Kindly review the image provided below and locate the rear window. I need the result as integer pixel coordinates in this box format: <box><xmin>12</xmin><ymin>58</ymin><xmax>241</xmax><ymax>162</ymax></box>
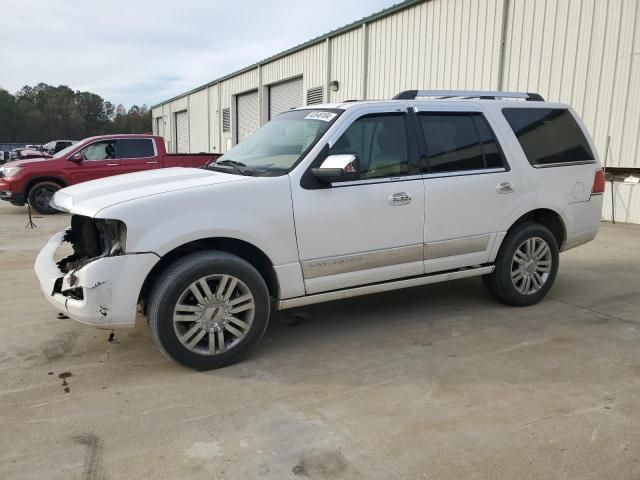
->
<box><xmin>502</xmin><ymin>108</ymin><xmax>594</xmax><ymax>166</ymax></box>
<box><xmin>118</xmin><ymin>139</ymin><xmax>155</xmax><ymax>159</ymax></box>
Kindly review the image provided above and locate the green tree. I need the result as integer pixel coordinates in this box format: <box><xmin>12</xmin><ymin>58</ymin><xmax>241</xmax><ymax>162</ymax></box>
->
<box><xmin>0</xmin><ymin>83</ymin><xmax>153</xmax><ymax>142</ymax></box>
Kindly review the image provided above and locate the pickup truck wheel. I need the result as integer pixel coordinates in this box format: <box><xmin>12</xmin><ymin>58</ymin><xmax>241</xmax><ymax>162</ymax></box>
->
<box><xmin>482</xmin><ymin>223</ymin><xmax>559</xmax><ymax>306</ymax></box>
<box><xmin>27</xmin><ymin>181</ymin><xmax>61</xmax><ymax>214</ymax></box>
<box><xmin>147</xmin><ymin>251</ymin><xmax>270</xmax><ymax>370</ymax></box>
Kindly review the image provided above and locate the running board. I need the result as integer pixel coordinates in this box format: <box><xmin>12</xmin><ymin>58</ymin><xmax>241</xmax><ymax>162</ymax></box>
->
<box><xmin>275</xmin><ymin>265</ymin><xmax>494</xmax><ymax>310</ymax></box>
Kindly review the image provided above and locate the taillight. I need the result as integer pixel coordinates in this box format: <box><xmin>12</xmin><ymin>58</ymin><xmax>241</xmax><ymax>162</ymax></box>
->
<box><xmin>592</xmin><ymin>169</ymin><xmax>605</xmax><ymax>195</ymax></box>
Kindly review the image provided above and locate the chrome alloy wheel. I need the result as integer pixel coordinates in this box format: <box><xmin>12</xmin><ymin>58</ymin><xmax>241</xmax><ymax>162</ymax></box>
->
<box><xmin>173</xmin><ymin>274</ymin><xmax>255</xmax><ymax>355</ymax></box>
<box><xmin>511</xmin><ymin>237</ymin><xmax>552</xmax><ymax>295</ymax></box>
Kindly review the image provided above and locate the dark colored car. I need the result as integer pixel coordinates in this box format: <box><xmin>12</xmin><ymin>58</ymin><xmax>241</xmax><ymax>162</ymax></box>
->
<box><xmin>41</xmin><ymin>140</ymin><xmax>77</xmax><ymax>155</ymax></box>
<box><xmin>9</xmin><ymin>148</ymin><xmax>50</xmax><ymax>161</ymax></box>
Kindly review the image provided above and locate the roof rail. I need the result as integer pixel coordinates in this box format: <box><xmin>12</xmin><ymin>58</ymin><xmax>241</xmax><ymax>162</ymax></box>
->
<box><xmin>392</xmin><ymin>90</ymin><xmax>545</xmax><ymax>101</ymax></box>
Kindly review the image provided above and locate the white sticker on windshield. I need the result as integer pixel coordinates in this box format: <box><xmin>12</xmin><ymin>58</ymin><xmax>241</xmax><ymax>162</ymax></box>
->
<box><xmin>304</xmin><ymin>111</ymin><xmax>337</xmax><ymax>122</ymax></box>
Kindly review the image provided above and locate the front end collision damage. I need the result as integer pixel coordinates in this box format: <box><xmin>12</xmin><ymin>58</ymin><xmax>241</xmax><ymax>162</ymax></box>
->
<box><xmin>57</xmin><ymin>215</ymin><xmax>127</xmax><ymax>289</ymax></box>
<box><xmin>36</xmin><ymin>215</ymin><xmax>160</xmax><ymax>327</ymax></box>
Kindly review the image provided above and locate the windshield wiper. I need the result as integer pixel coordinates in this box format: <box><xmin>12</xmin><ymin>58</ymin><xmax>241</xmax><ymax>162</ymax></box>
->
<box><xmin>217</xmin><ymin>159</ymin><xmax>248</xmax><ymax>168</ymax></box>
<box><xmin>205</xmin><ymin>159</ymin><xmax>248</xmax><ymax>175</ymax></box>
<box><xmin>204</xmin><ymin>159</ymin><xmax>279</xmax><ymax>177</ymax></box>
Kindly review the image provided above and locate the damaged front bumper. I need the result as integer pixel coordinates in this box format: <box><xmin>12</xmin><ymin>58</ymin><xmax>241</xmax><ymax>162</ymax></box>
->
<box><xmin>35</xmin><ymin>229</ymin><xmax>159</xmax><ymax>328</ymax></box>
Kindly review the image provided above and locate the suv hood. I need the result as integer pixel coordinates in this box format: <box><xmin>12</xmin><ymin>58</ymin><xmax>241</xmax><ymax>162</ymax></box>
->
<box><xmin>52</xmin><ymin>167</ymin><xmax>249</xmax><ymax>217</ymax></box>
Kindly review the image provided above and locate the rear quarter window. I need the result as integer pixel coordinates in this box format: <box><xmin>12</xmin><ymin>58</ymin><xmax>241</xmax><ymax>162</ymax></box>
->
<box><xmin>502</xmin><ymin>108</ymin><xmax>595</xmax><ymax>166</ymax></box>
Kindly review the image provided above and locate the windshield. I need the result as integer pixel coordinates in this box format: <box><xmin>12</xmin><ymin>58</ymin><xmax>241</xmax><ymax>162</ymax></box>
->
<box><xmin>53</xmin><ymin>143</ymin><xmax>80</xmax><ymax>158</ymax></box>
<box><xmin>206</xmin><ymin>109</ymin><xmax>341</xmax><ymax>175</ymax></box>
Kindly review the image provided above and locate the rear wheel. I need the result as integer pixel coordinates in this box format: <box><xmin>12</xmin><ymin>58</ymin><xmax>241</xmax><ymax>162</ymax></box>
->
<box><xmin>147</xmin><ymin>251</ymin><xmax>270</xmax><ymax>370</ymax></box>
<box><xmin>483</xmin><ymin>223</ymin><xmax>559</xmax><ymax>306</ymax></box>
<box><xmin>27</xmin><ymin>181</ymin><xmax>61</xmax><ymax>214</ymax></box>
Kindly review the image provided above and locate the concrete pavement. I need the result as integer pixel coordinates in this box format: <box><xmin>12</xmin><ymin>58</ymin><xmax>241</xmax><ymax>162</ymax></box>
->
<box><xmin>0</xmin><ymin>201</ymin><xmax>639</xmax><ymax>479</ymax></box>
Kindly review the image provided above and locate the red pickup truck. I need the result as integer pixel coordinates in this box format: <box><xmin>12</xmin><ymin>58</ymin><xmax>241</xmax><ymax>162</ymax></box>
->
<box><xmin>0</xmin><ymin>134</ymin><xmax>219</xmax><ymax>214</ymax></box>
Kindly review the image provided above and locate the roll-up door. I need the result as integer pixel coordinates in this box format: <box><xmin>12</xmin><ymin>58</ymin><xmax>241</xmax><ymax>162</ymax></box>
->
<box><xmin>236</xmin><ymin>90</ymin><xmax>259</xmax><ymax>143</ymax></box>
<box><xmin>269</xmin><ymin>77</ymin><xmax>303</xmax><ymax>119</ymax></box>
<box><xmin>175</xmin><ymin>111</ymin><xmax>189</xmax><ymax>152</ymax></box>
<box><xmin>155</xmin><ymin>117</ymin><xmax>163</xmax><ymax>137</ymax></box>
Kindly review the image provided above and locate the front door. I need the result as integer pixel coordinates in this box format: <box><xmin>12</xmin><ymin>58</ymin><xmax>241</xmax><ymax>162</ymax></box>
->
<box><xmin>291</xmin><ymin>109</ymin><xmax>425</xmax><ymax>294</ymax></box>
<box><xmin>414</xmin><ymin>108</ymin><xmax>524</xmax><ymax>273</ymax></box>
<box><xmin>69</xmin><ymin>140</ymin><xmax>121</xmax><ymax>184</ymax></box>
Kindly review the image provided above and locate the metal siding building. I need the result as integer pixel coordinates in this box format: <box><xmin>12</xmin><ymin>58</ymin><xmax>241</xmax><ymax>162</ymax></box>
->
<box><xmin>152</xmin><ymin>0</ymin><xmax>640</xmax><ymax>221</ymax></box>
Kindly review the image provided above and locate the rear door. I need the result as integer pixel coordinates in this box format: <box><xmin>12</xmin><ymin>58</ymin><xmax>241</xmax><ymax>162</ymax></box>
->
<box><xmin>116</xmin><ymin>138</ymin><xmax>161</xmax><ymax>174</ymax></box>
<box><xmin>414</xmin><ymin>106</ymin><xmax>523</xmax><ymax>273</ymax></box>
<box><xmin>69</xmin><ymin>140</ymin><xmax>121</xmax><ymax>184</ymax></box>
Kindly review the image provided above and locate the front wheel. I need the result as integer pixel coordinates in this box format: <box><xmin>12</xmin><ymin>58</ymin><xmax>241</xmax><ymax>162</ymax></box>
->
<box><xmin>27</xmin><ymin>181</ymin><xmax>61</xmax><ymax>214</ymax></box>
<box><xmin>483</xmin><ymin>223</ymin><xmax>559</xmax><ymax>306</ymax></box>
<box><xmin>147</xmin><ymin>251</ymin><xmax>271</xmax><ymax>370</ymax></box>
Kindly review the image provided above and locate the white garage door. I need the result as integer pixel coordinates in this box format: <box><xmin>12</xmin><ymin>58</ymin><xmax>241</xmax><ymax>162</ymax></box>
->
<box><xmin>175</xmin><ymin>111</ymin><xmax>189</xmax><ymax>153</ymax></box>
<box><xmin>269</xmin><ymin>77</ymin><xmax>303</xmax><ymax>119</ymax></box>
<box><xmin>236</xmin><ymin>90</ymin><xmax>259</xmax><ymax>143</ymax></box>
<box><xmin>155</xmin><ymin>117</ymin><xmax>163</xmax><ymax>137</ymax></box>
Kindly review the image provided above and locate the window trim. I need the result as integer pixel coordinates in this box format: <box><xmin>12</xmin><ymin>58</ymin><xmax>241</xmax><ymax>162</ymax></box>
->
<box><xmin>330</xmin><ymin>174</ymin><xmax>424</xmax><ymax>188</ymax></box>
<box><xmin>531</xmin><ymin>160</ymin><xmax>597</xmax><ymax>169</ymax></box>
<box><xmin>423</xmin><ymin>167</ymin><xmax>506</xmax><ymax>180</ymax></box>
<box><xmin>414</xmin><ymin>110</ymin><xmax>510</xmax><ymax>175</ymax></box>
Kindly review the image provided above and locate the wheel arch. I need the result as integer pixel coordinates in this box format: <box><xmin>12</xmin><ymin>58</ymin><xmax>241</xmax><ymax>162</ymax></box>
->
<box><xmin>505</xmin><ymin>208</ymin><xmax>566</xmax><ymax>249</ymax></box>
<box><xmin>139</xmin><ymin>237</ymin><xmax>279</xmax><ymax>310</ymax></box>
<box><xmin>24</xmin><ymin>176</ymin><xmax>67</xmax><ymax>197</ymax></box>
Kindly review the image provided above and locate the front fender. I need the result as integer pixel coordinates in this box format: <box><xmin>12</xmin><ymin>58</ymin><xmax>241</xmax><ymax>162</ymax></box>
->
<box><xmin>96</xmin><ymin>176</ymin><xmax>300</xmax><ymax>267</ymax></box>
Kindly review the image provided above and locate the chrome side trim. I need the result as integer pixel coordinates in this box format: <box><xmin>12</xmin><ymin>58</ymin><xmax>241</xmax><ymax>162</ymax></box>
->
<box><xmin>424</xmin><ymin>234</ymin><xmax>490</xmax><ymax>260</ymax></box>
<box><xmin>423</xmin><ymin>168</ymin><xmax>505</xmax><ymax>179</ymax></box>
<box><xmin>532</xmin><ymin>160</ymin><xmax>597</xmax><ymax>168</ymax></box>
<box><xmin>276</xmin><ymin>265</ymin><xmax>495</xmax><ymax>310</ymax></box>
<box><xmin>302</xmin><ymin>244</ymin><xmax>423</xmax><ymax>279</ymax></box>
<box><xmin>332</xmin><ymin>175</ymin><xmax>423</xmax><ymax>187</ymax></box>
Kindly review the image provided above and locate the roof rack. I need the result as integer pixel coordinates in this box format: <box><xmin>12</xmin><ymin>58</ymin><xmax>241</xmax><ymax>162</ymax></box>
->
<box><xmin>392</xmin><ymin>90</ymin><xmax>545</xmax><ymax>101</ymax></box>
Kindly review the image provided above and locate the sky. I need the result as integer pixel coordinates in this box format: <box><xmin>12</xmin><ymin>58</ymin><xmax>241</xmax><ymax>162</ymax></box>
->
<box><xmin>1</xmin><ymin>0</ymin><xmax>398</xmax><ymax>108</ymax></box>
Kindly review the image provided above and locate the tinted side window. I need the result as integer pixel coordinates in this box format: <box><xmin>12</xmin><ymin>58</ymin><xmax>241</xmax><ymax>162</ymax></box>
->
<box><xmin>117</xmin><ymin>139</ymin><xmax>155</xmax><ymax>159</ymax></box>
<box><xmin>502</xmin><ymin>108</ymin><xmax>594</xmax><ymax>166</ymax></box>
<box><xmin>330</xmin><ymin>113</ymin><xmax>408</xmax><ymax>179</ymax></box>
<box><xmin>418</xmin><ymin>113</ymin><xmax>484</xmax><ymax>173</ymax></box>
<box><xmin>54</xmin><ymin>142</ymin><xmax>70</xmax><ymax>153</ymax></box>
<box><xmin>473</xmin><ymin>115</ymin><xmax>504</xmax><ymax>169</ymax></box>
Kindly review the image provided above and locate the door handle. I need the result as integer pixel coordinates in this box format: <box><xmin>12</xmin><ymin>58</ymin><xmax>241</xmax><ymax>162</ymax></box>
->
<box><xmin>388</xmin><ymin>192</ymin><xmax>411</xmax><ymax>205</ymax></box>
<box><xmin>496</xmin><ymin>181</ymin><xmax>514</xmax><ymax>194</ymax></box>
<box><xmin>146</xmin><ymin>161</ymin><xmax>159</xmax><ymax>164</ymax></box>
<box><xmin>107</xmin><ymin>163</ymin><xmax>119</xmax><ymax>167</ymax></box>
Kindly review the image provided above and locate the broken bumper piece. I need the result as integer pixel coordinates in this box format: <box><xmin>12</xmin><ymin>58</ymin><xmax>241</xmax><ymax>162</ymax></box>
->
<box><xmin>35</xmin><ymin>229</ymin><xmax>159</xmax><ymax>328</ymax></box>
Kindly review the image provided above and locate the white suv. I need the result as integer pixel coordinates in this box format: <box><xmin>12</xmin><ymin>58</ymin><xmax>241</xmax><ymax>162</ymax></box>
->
<box><xmin>35</xmin><ymin>90</ymin><xmax>604</xmax><ymax>370</ymax></box>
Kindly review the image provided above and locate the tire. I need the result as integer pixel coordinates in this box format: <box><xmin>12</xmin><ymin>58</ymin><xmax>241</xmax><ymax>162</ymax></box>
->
<box><xmin>482</xmin><ymin>222</ymin><xmax>559</xmax><ymax>306</ymax></box>
<box><xmin>147</xmin><ymin>251</ymin><xmax>270</xmax><ymax>370</ymax></box>
<box><xmin>27</xmin><ymin>181</ymin><xmax>61</xmax><ymax>214</ymax></box>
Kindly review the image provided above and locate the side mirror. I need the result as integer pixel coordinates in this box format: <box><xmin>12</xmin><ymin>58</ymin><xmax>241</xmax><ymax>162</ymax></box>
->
<box><xmin>312</xmin><ymin>154</ymin><xmax>360</xmax><ymax>183</ymax></box>
<box><xmin>69</xmin><ymin>152</ymin><xmax>84</xmax><ymax>163</ymax></box>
